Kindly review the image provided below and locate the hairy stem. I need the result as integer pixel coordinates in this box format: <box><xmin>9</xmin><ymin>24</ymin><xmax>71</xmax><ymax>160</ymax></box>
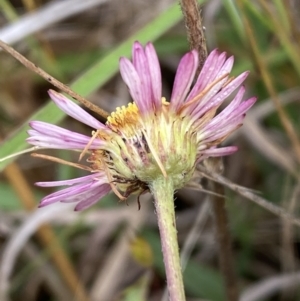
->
<box><xmin>179</xmin><ymin>0</ymin><xmax>207</xmax><ymax>75</ymax></box>
<box><xmin>151</xmin><ymin>177</ymin><xmax>186</xmax><ymax>301</ymax></box>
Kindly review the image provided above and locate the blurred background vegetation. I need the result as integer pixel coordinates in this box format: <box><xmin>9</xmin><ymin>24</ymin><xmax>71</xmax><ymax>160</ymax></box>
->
<box><xmin>0</xmin><ymin>0</ymin><xmax>300</xmax><ymax>300</ymax></box>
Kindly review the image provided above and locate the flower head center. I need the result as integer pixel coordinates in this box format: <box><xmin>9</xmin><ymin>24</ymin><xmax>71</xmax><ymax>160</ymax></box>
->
<box><xmin>106</xmin><ymin>102</ymin><xmax>139</xmax><ymax>135</ymax></box>
<box><xmin>88</xmin><ymin>98</ymin><xmax>198</xmax><ymax>199</ymax></box>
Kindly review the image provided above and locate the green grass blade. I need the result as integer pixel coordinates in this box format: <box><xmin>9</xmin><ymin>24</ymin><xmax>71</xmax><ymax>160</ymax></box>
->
<box><xmin>223</xmin><ymin>0</ymin><xmax>246</xmax><ymax>43</ymax></box>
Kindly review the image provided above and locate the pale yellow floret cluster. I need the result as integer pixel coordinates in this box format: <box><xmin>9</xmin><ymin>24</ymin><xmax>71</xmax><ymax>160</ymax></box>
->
<box><xmin>106</xmin><ymin>102</ymin><xmax>139</xmax><ymax>135</ymax></box>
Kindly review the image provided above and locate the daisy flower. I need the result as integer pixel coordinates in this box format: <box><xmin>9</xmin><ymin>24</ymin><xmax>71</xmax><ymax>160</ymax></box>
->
<box><xmin>27</xmin><ymin>41</ymin><xmax>256</xmax><ymax>211</ymax></box>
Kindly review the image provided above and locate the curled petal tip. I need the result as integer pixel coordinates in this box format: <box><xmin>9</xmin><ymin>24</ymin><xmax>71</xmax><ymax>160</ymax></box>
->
<box><xmin>145</xmin><ymin>42</ymin><xmax>156</xmax><ymax>56</ymax></box>
<box><xmin>226</xmin><ymin>55</ymin><xmax>234</xmax><ymax>65</ymax></box>
<box><xmin>210</xmin><ymin>48</ymin><xmax>220</xmax><ymax>56</ymax></box>
<box><xmin>133</xmin><ymin>41</ymin><xmax>143</xmax><ymax>48</ymax></box>
<box><xmin>228</xmin><ymin>146</ymin><xmax>239</xmax><ymax>155</ymax></box>
<box><xmin>243</xmin><ymin>71</ymin><xmax>250</xmax><ymax>78</ymax></box>
<box><xmin>246</xmin><ymin>97</ymin><xmax>258</xmax><ymax>108</ymax></box>
<box><xmin>119</xmin><ymin>57</ymin><xmax>129</xmax><ymax>66</ymax></box>
<box><xmin>188</xmin><ymin>49</ymin><xmax>198</xmax><ymax>59</ymax></box>
<box><xmin>48</xmin><ymin>89</ymin><xmax>66</xmax><ymax>103</ymax></box>
<box><xmin>74</xmin><ymin>202</ymin><xmax>88</xmax><ymax>211</ymax></box>
<box><xmin>48</xmin><ymin>89</ymin><xmax>58</xmax><ymax>98</ymax></box>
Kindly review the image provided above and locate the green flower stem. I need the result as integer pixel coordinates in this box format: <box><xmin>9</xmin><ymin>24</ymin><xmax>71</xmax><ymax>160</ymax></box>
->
<box><xmin>151</xmin><ymin>177</ymin><xmax>186</xmax><ymax>301</ymax></box>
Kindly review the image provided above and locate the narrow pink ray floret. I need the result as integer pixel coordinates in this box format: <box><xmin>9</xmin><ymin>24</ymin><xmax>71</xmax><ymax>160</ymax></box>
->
<box><xmin>27</xmin><ymin>41</ymin><xmax>256</xmax><ymax>211</ymax></box>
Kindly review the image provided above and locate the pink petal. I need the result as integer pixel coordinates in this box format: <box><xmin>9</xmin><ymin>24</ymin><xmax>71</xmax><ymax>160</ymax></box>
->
<box><xmin>202</xmin><ymin>87</ymin><xmax>246</xmax><ymax>129</ymax></box>
<box><xmin>206</xmin><ymin>96</ymin><xmax>256</xmax><ymax>135</ymax></box>
<box><xmin>170</xmin><ymin>50</ymin><xmax>198</xmax><ymax>112</ymax></box>
<box><xmin>185</xmin><ymin>56</ymin><xmax>235</xmax><ymax>117</ymax></box>
<box><xmin>27</xmin><ymin>135</ymin><xmax>90</xmax><ymax>149</ymax></box>
<box><xmin>48</xmin><ymin>90</ymin><xmax>106</xmax><ymax>130</ymax></box>
<box><xmin>190</xmin><ymin>71</ymin><xmax>250</xmax><ymax>122</ymax></box>
<box><xmin>201</xmin><ymin>146</ymin><xmax>238</xmax><ymax>157</ymax></box>
<box><xmin>194</xmin><ymin>52</ymin><xmax>227</xmax><ymax>98</ymax></box>
<box><xmin>145</xmin><ymin>42</ymin><xmax>162</xmax><ymax>110</ymax></box>
<box><xmin>132</xmin><ymin>42</ymin><xmax>151</xmax><ymax>108</ymax></box>
<box><xmin>187</xmin><ymin>49</ymin><xmax>221</xmax><ymax>101</ymax></box>
<box><xmin>29</xmin><ymin>121</ymin><xmax>104</xmax><ymax>149</ymax></box>
<box><xmin>39</xmin><ymin>182</ymin><xmax>95</xmax><ymax>207</ymax></box>
<box><xmin>119</xmin><ymin>57</ymin><xmax>148</xmax><ymax>113</ymax></box>
<box><xmin>227</xmin><ymin>97</ymin><xmax>257</xmax><ymax>117</ymax></box>
<box><xmin>194</xmin><ymin>56</ymin><xmax>234</xmax><ymax>107</ymax></box>
<box><xmin>75</xmin><ymin>184</ymin><xmax>111</xmax><ymax>211</ymax></box>
<box><xmin>35</xmin><ymin>172</ymin><xmax>106</xmax><ymax>187</ymax></box>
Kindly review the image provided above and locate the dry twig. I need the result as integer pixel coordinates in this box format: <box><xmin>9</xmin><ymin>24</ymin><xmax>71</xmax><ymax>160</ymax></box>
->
<box><xmin>0</xmin><ymin>39</ymin><xmax>109</xmax><ymax>118</ymax></box>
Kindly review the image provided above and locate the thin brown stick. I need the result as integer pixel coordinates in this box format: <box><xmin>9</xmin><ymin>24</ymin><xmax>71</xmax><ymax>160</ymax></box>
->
<box><xmin>0</xmin><ymin>39</ymin><xmax>109</xmax><ymax>118</ymax></box>
<box><xmin>179</xmin><ymin>0</ymin><xmax>207</xmax><ymax>75</ymax></box>
<box><xmin>199</xmin><ymin>165</ymin><xmax>300</xmax><ymax>228</ymax></box>
<box><xmin>206</xmin><ymin>158</ymin><xmax>238</xmax><ymax>301</ymax></box>
<box><xmin>212</xmin><ymin>184</ymin><xmax>239</xmax><ymax>301</ymax></box>
<box><xmin>31</xmin><ymin>153</ymin><xmax>92</xmax><ymax>171</ymax></box>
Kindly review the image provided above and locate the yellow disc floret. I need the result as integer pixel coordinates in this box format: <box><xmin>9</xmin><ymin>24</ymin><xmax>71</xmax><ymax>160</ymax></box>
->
<box><xmin>106</xmin><ymin>102</ymin><xmax>140</xmax><ymax>135</ymax></box>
